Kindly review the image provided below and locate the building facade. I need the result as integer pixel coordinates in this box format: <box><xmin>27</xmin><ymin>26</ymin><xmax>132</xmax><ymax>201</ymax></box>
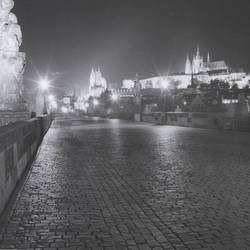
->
<box><xmin>122</xmin><ymin>47</ymin><xmax>250</xmax><ymax>90</ymax></box>
<box><xmin>89</xmin><ymin>67</ymin><xmax>107</xmax><ymax>98</ymax></box>
<box><xmin>185</xmin><ymin>47</ymin><xmax>229</xmax><ymax>75</ymax></box>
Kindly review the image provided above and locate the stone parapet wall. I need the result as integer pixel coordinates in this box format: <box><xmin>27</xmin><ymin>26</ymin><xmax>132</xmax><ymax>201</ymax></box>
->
<box><xmin>142</xmin><ymin>112</ymin><xmax>250</xmax><ymax>131</ymax></box>
<box><xmin>0</xmin><ymin>115</ymin><xmax>53</xmax><ymax>215</ymax></box>
<box><xmin>0</xmin><ymin>111</ymin><xmax>31</xmax><ymax>127</ymax></box>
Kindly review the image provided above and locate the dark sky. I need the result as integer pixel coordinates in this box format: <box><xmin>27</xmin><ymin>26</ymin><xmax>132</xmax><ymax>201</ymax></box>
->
<box><xmin>14</xmin><ymin>0</ymin><xmax>250</xmax><ymax>92</ymax></box>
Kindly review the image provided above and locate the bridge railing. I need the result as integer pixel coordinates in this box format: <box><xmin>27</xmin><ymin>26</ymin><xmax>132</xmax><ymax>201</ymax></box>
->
<box><xmin>0</xmin><ymin>114</ymin><xmax>53</xmax><ymax>216</ymax></box>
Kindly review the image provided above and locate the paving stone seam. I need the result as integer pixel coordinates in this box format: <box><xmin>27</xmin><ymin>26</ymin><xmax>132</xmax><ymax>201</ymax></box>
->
<box><xmin>76</xmin><ymin>154</ymin><xmax>187</xmax><ymax>250</ymax></box>
<box><xmin>106</xmin><ymin>166</ymin><xmax>191</xmax><ymax>250</ymax></box>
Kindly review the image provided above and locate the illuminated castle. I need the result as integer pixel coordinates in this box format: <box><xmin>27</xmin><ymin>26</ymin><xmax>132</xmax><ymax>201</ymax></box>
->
<box><xmin>185</xmin><ymin>47</ymin><xmax>229</xmax><ymax>75</ymax></box>
<box><xmin>123</xmin><ymin>46</ymin><xmax>250</xmax><ymax>90</ymax></box>
<box><xmin>89</xmin><ymin>67</ymin><xmax>107</xmax><ymax>97</ymax></box>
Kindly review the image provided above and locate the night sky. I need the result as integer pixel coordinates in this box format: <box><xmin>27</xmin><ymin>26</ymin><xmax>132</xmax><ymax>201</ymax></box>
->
<box><xmin>14</xmin><ymin>0</ymin><xmax>250</xmax><ymax>93</ymax></box>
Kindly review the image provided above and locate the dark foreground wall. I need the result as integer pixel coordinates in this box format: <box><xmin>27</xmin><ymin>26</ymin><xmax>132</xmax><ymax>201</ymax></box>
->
<box><xmin>0</xmin><ymin>115</ymin><xmax>53</xmax><ymax>215</ymax></box>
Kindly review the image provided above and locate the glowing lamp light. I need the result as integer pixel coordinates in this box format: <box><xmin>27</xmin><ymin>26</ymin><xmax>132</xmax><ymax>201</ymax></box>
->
<box><xmin>48</xmin><ymin>94</ymin><xmax>55</xmax><ymax>102</ymax></box>
<box><xmin>39</xmin><ymin>79</ymin><xmax>50</xmax><ymax>91</ymax></box>
<box><xmin>161</xmin><ymin>79</ymin><xmax>168</xmax><ymax>89</ymax></box>
<box><xmin>111</xmin><ymin>93</ymin><xmax>118</xmax><ymax>101</ymax></box>
<box><xmin>51</xmin><ymin>101</ymin><xmax>58</xmax><ymax>109</ymax></box>
<box><xmin>61</xmin><ymin>106</ymin><xmax>68</xmax><ymax>113</ymax></box>
<box><xmin>80</xmin><ymin>103</ymin><xmax>87</xmax><ymax>111</ymax></box>
<box><xmin>93</xmin><ymin>99</ymin><xmax>99</xmax><ymax>106</ymax></box>
<box><xmin>82</xmin><ymin>102</ymin><xmax>90</xmax><ymax>110</ymax></box>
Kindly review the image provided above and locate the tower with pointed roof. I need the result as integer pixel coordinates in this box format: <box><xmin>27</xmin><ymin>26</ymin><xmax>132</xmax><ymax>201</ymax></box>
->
<box><xmin>89</xmin><ymin>66</ymin><xmax>107</xmax><ymax>97</ymax></box>
<box><xmin>207</xmin><ymin>52</ymin><xmax>210</xmax><ymax>63</ymax></box>
<box><xmin>89</xmin><ymin>66</ymin><xmax>96</xmax><ymax>90</ymax></box>
<box><xmin>185</xmin><ymin>54</ymin><xmax>192</xmax><ymax>74</ymax></box>
<box><xmin>192</xmin><ymin>46</ymin><xmax>203</xmax><ymax>74</ymax></box>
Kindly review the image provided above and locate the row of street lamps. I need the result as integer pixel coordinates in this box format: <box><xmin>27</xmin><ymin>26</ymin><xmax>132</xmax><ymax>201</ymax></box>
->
<box><xmin>38</xmin><ymin>78</ymin><xmax>57</xmax><ymax>114</ymax></box>
<box><xmin>38</xmin><ymin>78</ymin><xmax>120</xmax><ymax>114</ymax></box>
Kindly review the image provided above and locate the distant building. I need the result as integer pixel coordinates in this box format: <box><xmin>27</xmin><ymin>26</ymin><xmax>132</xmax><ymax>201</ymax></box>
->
<box><xmin>122</xmin><ymin>79</ymin><xmax>135</xmax><ymax>89</ymax></box>
<box><xmin>124</xmin><ymin>46</ymin><xmax>250</xmax><ymax>90</ymax></box>
<box><xmin>89</xmin><ymin>67</ymin><xmax>107</xmax><ymax>97</ymax></box>
<box><xmin>61</xmin><ymin>94</ymin><xmax>76</xmax><ymax>112</ymax></box>
<box><xmin>185</xmin><ymin>47</ymin><xmax>229</xmax><ymax>74</ymax></box>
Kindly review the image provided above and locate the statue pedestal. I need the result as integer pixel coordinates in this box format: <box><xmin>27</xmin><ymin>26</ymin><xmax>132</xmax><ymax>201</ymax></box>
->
<box><xmin>0</xmin><ymin>110</ymin><xmax>30</xmax><ymax>126</ymax></box>
<box><xmin>0</xmin><ymin>101</ymin><xmax>30</xmax><ymax>126</ymax></box>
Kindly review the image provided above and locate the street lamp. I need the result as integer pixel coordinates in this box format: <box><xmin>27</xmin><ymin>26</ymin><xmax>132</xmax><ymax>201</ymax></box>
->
<box><xmin>39</xmin><ymin>78</ymin><xmax>50</xmax><ymax>114</ymax></box>
<box><xmin>111</xmin><ymin>93</ymin><xmax>118</xmax><ymax>101</ymax></box>
<box><xmin>39</xmin><ymin>79</ymin><xmax>50</xmax><ymax>91</ymax></box>
<box><xmin>160</xmin><ymin>79</ymin><xmax>169</xmax><ymax>113</ymax></box>
<box><xmin>93</xmin><ymin>99</ymin><xmax>99</xmax><ymax>106</ymax></box>
<box><xmin>48</xmin><ymin>94</ymin><xmax>55</xmax><ymax>102</ymax></box>
<box><xmin>161</xmin><ymin>79</ymin><xmax>168</xmax><ymax>89</ymax></box>
<box><xmin>48</xmin><ymin>94</ymin><xmax>57</xmax><ymax>112</ymax></box>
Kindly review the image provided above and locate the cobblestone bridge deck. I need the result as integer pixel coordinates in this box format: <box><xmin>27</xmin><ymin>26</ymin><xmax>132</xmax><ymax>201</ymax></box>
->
<box><xmin>1</xmin><ymin>117</ymin><xmax>250</xmax><ymax>249</ymax></box>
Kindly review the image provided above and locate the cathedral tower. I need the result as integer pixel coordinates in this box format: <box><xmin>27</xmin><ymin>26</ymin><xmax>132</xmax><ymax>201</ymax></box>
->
<box><xmin>192</xmin><ymin>46</ymin><xmax>203</xmax><ymax>73</ymax></box>
<box><xmin>185</xmin><ymin>54</ymin><xmax>192</xmax><ymax>74</ymax></box>
<box><xmin>88</xmin><ymin>66</ymin><xmax>107</xmax><ymax>97</ymax></box>
<box><xmin>89</xmin><ymin>66</ymin><xmax>96</xmax><ymax>90</ymax></box>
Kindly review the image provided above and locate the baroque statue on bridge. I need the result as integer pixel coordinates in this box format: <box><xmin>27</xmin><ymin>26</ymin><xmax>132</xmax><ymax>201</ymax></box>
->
<box><xmin>0</xmin><ymin>0</ymin><xmax>26</xmax><ymax>108</ymax></box>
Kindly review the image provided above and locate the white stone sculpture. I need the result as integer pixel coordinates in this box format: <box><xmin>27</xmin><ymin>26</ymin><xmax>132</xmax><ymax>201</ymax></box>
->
<box><xmin>0</xmin><ymin>0</ymin><xmax>26</xmax><ymax>106</ymax></box>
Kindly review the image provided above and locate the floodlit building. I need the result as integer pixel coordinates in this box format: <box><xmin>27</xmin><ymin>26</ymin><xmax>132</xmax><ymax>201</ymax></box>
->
<box><xmin>89</xmin><ymin>67</ymin><xmax>107</xmax><ymax>97</ymax></box>
<box><xmin>124</xmin><ymin>47</ymin><xmax>250</xmax><ymax>90</ymax></box>
<box><xmin>185</xmin><ymin>47</ymin><xmax>229</xmax><ymax>75</ymax></box>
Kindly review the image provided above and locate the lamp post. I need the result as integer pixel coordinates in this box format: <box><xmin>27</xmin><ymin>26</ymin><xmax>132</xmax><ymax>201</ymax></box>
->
<box><xmin>48</xmin><ymin>94</ymin><xmax>57</xmax><ymax>112</ymax></box>
<box><xmin>111</xmin><ymin>93</ymin><xmax>118</xmax><ymax>102</ymax></box>
<box><xmin>39</xmin><ymin>79</ymin><xmax>50</xmax><ymax>114</ymax></box>
<box><xmin>110</xmin><ymin>93</ymin><xmax>119</xmax><ymax>116</ymax></box>
<box><xmin>93</xmin><ymin>99</ymin><xmax>99</xmax><ymax>106</ymax></box>
<box><xmin>161</xmin><ymin>79</ymin><xmax>168</xmax><ymax>113</ymax></box>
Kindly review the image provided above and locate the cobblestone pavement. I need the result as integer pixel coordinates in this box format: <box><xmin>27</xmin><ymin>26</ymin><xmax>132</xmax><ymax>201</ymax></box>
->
<box><xmin>1</xmin><ymin>117</ymin><xmax>250</xmax><ymax>249</ymax></box>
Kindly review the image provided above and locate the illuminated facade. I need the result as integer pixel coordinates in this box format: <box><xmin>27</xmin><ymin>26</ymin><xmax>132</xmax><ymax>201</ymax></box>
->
<box><xmin>123</xmin><ymin>47</ymin><xmax>250</xmax><ymax>90</ymax></box>
<box><xmin>185</xmin><ymin>47</ymin><xmax>229</xmax><ymax>74</ymax></box>
<box><xmin>89</xmin><ymin>67</ymin><xmax>107</xmax><ymax>97</ymax></box>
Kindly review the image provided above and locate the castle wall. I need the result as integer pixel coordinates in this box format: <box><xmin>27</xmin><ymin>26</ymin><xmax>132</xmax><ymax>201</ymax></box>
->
<box><xmin>139</xmin><ymin>72</ymin><xmax>250</xmax><ymax>90</ymax></box>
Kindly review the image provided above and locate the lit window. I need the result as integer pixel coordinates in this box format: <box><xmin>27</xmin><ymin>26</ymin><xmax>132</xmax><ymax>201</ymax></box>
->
<box><xmin>223</xmin><ymin>99</ymin><xmax>231</xmax><ymax>104</ymax></box>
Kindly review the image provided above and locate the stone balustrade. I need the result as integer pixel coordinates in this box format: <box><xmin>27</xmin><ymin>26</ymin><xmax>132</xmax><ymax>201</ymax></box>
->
<box><xmin>0</xmin><ymin>111</ymin><xmax>30</xmax><ymax>127</ymax></box>
<box><xmin>0</xmin><ymin>115</ymin><xmax>53</xmax><ymax>215</ymax></box>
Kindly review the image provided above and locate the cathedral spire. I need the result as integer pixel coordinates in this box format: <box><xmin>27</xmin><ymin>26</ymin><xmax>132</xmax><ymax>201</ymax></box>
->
<box><xmin>89</xmin><ymin>66</ymin><xmax>96</xmax><ymax>88</ymax></box>
<box><xmin>207</xmin><ymin>52</ymin><xmax>210</xmax><ymax>63</ymax></box>
<box><xmin>91</xmin><ymin>66</ymin><xmax>95</xmax><ymax>75</ymax></box>
<box><xmin>196</xmin><ymin>46</ymin><xmax>200</xmax><ymax>58</ymax></box>
<box><xmin>185</xmin><ymin>54</ymin><xmax>192</xmax><ymax>75</ymax></box>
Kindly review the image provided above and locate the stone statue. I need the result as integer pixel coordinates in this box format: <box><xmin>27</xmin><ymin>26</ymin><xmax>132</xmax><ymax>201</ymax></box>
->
<box><xmin>0</xmin><ymin>13</ymin><xmax>22</xmax><ymax>52</ymax></box>
<box><xmin>0</xmin><ymin>0</ymin><xmax>26</xmax><ymax>108</ymax></box>
<box><xmin>0</xmin><ymin>0</ymin><xmax>14</xmax><ymax>24</ymax></box>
